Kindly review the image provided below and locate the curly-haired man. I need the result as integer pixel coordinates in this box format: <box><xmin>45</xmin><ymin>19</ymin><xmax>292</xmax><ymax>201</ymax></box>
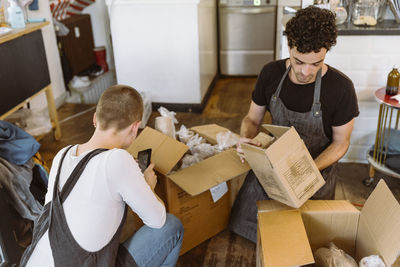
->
<box><xmin>230</xmin><ymin>6</ymin><xmax>359</xmax><ymax>243</ymax></box>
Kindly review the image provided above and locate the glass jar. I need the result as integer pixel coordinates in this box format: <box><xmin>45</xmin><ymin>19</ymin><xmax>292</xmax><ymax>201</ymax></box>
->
<box><xmin>335</xmin><ymin>6</ymin><xmax>348</xmax><ymax>24</ymax></box>
<box><xmin>352</xmin><ymin>1</ymin><xmax>379</xmax><ymax>26</ymax></box>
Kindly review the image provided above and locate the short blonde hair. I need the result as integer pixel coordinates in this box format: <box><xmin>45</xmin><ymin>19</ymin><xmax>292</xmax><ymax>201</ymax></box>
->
<box><xmin>96</xmin><ymin>85</ymin><xmax>143</xmax><ymax>131</ymax></box>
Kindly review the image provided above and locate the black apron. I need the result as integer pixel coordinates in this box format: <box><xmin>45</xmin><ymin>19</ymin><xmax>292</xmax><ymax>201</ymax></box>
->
<box><xmin>230</xmin><ymin>65</ymin><xmax>338</xmax><ymax>243</ymax></box>
<box><xmin>20</xmin><ymin>146</ymin><xmax>137</xmax><ymax>267</ymax></box>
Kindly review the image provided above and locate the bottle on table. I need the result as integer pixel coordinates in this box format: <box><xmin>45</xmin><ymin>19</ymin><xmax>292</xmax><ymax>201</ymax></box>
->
<box><xmin>7</xmin><ymin>0</ymin><xmax>25</xmax><ymax>29</ymax></box>
<box><xmin>386</xmin><ymin>67</ymin><xmax>400</xmax><ymax>96</ymax></box>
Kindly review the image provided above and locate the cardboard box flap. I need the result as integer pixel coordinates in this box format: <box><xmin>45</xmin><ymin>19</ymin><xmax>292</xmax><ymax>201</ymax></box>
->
<box><xmin>261</xmin><ymin>124</ymin><xmax>290</xmax><ymax>138</ymax></box>
<box><xmin>356</xmin><ymin>180</ymin><xmax>400</xmax><ymax>265</ymax></box>
<box><xmin>242</xmin><ymin>143</ymin><xmax>295</xmax><ymax>207</ymax></box>
<box><xmin>126</xmin><ymin>127</ymin><xmax>188</xmax><ymax>174</ymax></box>
<box><xmin>168</xmin><ymin>148</ymin><xmax>250</xmax><ymax>196</ymax></box>
<box><xmin>258</xmin><ymin>210</ymin><xmax>314</xmax><ymax>267</ymax></box>
<box><xmin>257</xmin><ymin>200</ymin><xmax>293</xmax><ymax>213</ymax></box>
<box><xmin>252</xmin><ymin>132</ymin><xmax>275</xmax><ymax>148</ymax></box>
<box><xmin>190</xmin><ymin>124</ymin><xmax>238</xmax><ymax>145</ymax></box>
<box><xmin>300</xmin><ymin>200</ymin><xmax>359</xmax><ymax>213</ymax></box>
<box><xmin>300</xmin><ymin>200</ymin><xmax>359</xmax><ymax>257</ymax></box>
<box><xmin>265</xmin><ymin>126</ymin><xmax>304</xmax><ymax>165</ymax></box>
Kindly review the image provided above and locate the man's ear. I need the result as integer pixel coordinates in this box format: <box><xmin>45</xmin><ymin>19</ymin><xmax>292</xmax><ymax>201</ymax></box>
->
<box><xmin>131</xmin><ymin>120</ymin><xmax>142</xmax><ymax>133</ymax></box>
<box><xmin>93</xmin><ymin>112</ymin><xmax>97</xmax><ymax>128</ymax></box>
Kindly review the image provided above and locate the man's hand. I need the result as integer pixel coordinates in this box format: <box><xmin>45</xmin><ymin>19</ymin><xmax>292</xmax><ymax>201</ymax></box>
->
<box><xmin>236</xmin><ymin>137</ymin><xmax>261</xmax><ymax>163</ymax></box>
<box><xmin>144</xmin><ymin>163</ymin><xmax>157</xmax><ymax>191</ymax></box>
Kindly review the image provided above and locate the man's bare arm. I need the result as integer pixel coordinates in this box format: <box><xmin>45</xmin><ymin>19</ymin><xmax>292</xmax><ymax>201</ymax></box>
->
<box><xmin>237</xmin><ymin>101</ymin><xmax>266</xmax><ymax>162</ymax></box>
<box><xmin>314</xmin><ymin>119</ymin><xmax>355</xmax><ymax>171</ymax></box>
<box><xmin>240</xmin><ymin>101</ymin><xmax>266</xmax><ymax>138</ymax></box>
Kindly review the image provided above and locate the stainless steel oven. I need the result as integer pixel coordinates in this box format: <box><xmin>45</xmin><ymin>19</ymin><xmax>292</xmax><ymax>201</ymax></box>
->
<box><xmin>219</xmin><ymin>0</ymin><xmax>277</xmax><ymax>76</ymax></box>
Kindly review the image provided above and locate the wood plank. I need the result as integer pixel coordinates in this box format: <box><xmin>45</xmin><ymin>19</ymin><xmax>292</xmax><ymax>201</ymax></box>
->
<box><xmin>0</xmin><ymin>21</ymin><xmax>49</xmax><ymax>45</ymax></box>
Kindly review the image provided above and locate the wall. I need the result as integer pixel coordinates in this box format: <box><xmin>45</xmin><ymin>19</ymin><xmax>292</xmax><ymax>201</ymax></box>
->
<box><xmin>82</xmin><ymin>0</ymin><xmax>114</xmax><ymax>71</ymax></box>
<box><xmin>281</xmin><ymin>35</ymin><xmax>400</xmax><ymax>163</ymax></box>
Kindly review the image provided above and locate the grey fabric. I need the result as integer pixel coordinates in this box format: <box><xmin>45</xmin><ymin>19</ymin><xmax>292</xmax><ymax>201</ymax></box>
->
<box><xmin>0</xmin><ymin>157</ymin><xmax>42</xmax><ymax>221</ymax></box>
<box><xmin>229</xmin><ymin>170</ymin><xmax>270</xmax><ymax>243</ymax></box>
<box><xmin>230</xmin><ymin>65</ymin><xmax>338</xmax><ymax>243</ymax></box>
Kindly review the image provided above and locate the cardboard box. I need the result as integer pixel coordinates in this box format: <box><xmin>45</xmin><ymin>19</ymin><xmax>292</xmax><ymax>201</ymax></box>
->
<box><xmin>256</xmin><ymin>180</ymin><xmax>400</xmax><ymax>267</ymax></box>
<box><xmin>242</xmin><ymin>124</ymin><xmax>325</xmax><ymax>208</ymax></box>
<box><xmin>126</xmin><ymin>124</ymin><xmax>250</xmax><ymax>254</ymax></box>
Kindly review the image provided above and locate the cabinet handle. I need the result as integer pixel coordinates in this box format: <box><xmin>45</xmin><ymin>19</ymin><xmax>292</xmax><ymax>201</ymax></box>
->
<box><xmin>221</xmin><ymin>7</ymin><xmax>276</xmax><ymax>14</ymax></box>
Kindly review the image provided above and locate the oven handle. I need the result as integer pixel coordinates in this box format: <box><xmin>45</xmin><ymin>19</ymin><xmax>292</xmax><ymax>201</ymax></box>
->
<box><xmin>220</xmin><ymin>6</ymin><xmax>276</xmax><ymax>14</ymax></box>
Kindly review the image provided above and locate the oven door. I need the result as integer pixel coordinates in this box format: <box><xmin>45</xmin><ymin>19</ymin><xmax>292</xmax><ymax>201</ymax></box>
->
<box><xmin>219</xmin><ymin>6</ymin><xmax>276</xmax><ymax>75</ymax></box>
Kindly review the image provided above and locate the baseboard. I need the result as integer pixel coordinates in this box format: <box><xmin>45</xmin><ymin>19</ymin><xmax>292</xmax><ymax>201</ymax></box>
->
<box><xmin>152</xmin><ymin>74</ymin><xmax>218</xmax><ymax>113</ymax></box>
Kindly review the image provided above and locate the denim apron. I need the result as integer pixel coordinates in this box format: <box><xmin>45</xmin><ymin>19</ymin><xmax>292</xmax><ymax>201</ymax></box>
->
<box><xmin>20</xmin><ymin>146</ymin><xmax>137</xmax><ymax>267</ymax></box>
<box><xmin>230</xmin><ymin>65</ymin><xmax>338</xmax><ymax>243</ymax></box>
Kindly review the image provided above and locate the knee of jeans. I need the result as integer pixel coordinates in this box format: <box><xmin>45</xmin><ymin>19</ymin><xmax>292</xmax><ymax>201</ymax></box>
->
<box><xmin>165</xmin><ymin>213</ymin><xmax>184</xmax><ymax>239</ymax></box>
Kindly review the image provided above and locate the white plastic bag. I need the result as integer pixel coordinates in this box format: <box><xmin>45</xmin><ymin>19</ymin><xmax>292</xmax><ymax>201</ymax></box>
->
<box><xmin>155</xmin><ymin>116</ymin><xmax>175</xmax><ymax>139</ymax></box>
<box><xmin>216</xmin><ymin>131</ymin><xmax>239</xmax><ymax>151</ymax></box>
<box><xmin>176</xmin><ymin>125</ymin><xmax>194</xmax><ymax>143</ymax></box>
<box><xmin>158</xmin><ymin>106</ymin><xmax>178</xmax><ymax>124</ymax></box>
<box><xmin>314</xmin><ymin>242</ymin><xmax>358</xmax><ymax>267</ymax></box>
<box><xmin>186</xmin><ymin>134</ymin><xmax>205</xmax><ymax>149</ymax></box>
<box><xmin>359</xmin><ymin>255</ymin><xmax>386</xmax><ymax>267</ymax></box>
<box><xmin>155</xmin><ymin>107</ymin><xmax>178</xmax><ymax>139</ymax></box>
<box><xmin>191</xmin><ymin>143</ymin><xmax>217</xmax><ymax>159</ymax></box>
<box><xmin>181</xmin><ymin>154</ymin><xmax>202</xmax><ymax>169</ymax></box>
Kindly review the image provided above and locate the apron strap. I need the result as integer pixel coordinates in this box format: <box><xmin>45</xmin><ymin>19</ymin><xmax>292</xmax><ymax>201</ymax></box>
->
<box><xmin>59</xmin><ymin>148</ymin><xmax>108</xmax><ymax>203</ymax></box>
<box><xmin>271</xmin><ymin>65</ymin><xmax>291</xmax><ymax>102</ymax></box>
<box><xmin>311</xmin><ymin>68</ymin><xmax>323</xmax><ymax>118</ymax></box>
<box><xmin>52</xmin><ymin>145</ymin><xmax>74</xmax><ymax>202</ymax></box>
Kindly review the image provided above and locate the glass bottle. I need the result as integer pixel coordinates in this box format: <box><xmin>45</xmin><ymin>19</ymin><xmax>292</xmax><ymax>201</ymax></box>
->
<box><xmin>386</xmin><ymin>67</ymin><xmax>400</xmax><ymax>96</ymax></box>
<box><xmin>334</xmin><ymin>0</ymin><xmax>348</xmax><ymax>25</ymax></box>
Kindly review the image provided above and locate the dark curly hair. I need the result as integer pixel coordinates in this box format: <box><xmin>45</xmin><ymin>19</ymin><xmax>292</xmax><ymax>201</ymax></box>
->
<box><xmin>285</xmin><ymin>6</ymin><xmax>338</xmax><ymax>53</ymax></box>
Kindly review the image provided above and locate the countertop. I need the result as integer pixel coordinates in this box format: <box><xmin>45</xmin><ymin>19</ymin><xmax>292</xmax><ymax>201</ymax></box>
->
<box><xmin>0</xmin><ymin>22</ymin><xmax>49</xmax><ymax>45</ymax></box>
<box><xmin>337</xmin><ymin>20</ymin><xmax>400</xmax><ymax>35</ymax></box>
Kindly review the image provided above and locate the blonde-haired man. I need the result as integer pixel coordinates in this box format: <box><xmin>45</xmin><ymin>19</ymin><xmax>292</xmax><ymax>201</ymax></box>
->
<box><xmin>21</xmin><ymin>85</ymin><xmax>183</xmax><ymax>267</ymax></box>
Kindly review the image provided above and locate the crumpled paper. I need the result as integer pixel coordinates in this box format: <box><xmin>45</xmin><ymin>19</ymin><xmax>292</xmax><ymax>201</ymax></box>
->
<box><xmin>390</xmin><ymin>94</ymin><xmax>400</xmax><ymax>103</ymax></box>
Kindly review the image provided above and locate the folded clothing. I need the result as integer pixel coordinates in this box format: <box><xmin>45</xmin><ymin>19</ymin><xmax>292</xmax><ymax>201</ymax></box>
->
<box><xmin>0</xmin><ymin>120</ymin><xmax>40</xmax><ymax>165</ymax></box>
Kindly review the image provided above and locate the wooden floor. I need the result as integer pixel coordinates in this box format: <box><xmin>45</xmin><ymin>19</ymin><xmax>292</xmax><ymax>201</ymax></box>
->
<box><xmin>38</xmin><ymin>77</ymin><xmax>400</xmax><ymax>266</ymax></box>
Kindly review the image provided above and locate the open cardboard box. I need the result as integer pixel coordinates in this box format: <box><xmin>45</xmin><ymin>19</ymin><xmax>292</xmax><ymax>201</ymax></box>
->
<box><xmin>242</xmin><ymin>124</ymin><xmax>326</xmax><ymax>208</ymax></box>
<box><xmin>126</xmin><ymin>124</ymin><xmax>250</xmax><ymax>254</ymax></box>
<box><xmin>256</xmin><ymin>180</ymin><xmax>400</xmax><ymax>267</ymax></box>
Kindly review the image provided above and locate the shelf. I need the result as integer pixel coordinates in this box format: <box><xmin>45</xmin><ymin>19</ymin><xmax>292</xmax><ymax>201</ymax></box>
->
<box><xmin>0</xmin><ymin>21</ymin><xmax>49</xmax><ymax>45</ymax></box>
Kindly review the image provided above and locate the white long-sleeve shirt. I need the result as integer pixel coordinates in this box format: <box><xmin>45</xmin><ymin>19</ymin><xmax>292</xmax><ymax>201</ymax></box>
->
<box><xmin>27</xmin><ymin>145</ymin><xmax>166</xmax><ymax>267</ymax></box>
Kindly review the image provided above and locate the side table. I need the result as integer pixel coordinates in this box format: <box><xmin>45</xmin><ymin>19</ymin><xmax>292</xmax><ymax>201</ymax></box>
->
<box><xmin>364</xmin><ymin>87</ymin><xmax>400</xmax><ymax>186</ymax></box>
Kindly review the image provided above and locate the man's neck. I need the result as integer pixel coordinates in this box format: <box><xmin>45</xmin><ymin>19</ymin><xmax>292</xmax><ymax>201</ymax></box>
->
<box><xmin>76</xmin><ymin>131</ymin><xmax>122</xmax><ymax>156</ymax></box>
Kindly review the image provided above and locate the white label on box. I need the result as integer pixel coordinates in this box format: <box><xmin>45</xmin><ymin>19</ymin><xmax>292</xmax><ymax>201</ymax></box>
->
<box><xmin>210</xmin><ymin>182</ymin><xmax>228</xmax><ymax>203</ymax></box>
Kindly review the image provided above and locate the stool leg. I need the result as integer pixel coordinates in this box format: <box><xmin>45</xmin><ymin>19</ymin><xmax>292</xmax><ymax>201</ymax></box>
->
<box><xmin>363</xmin><ymin>165</ymin><xmax>375</xmax><ymax>187</ymax></box>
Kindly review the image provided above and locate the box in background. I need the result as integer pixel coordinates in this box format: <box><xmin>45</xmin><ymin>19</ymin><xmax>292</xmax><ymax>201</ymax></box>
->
<box><xmin>256</xmin><ymin>180</ymin><xmax>400</xmax><ymax>267</ymax></box>
<box><xmin>242</xmin><ymin>124</ymin><xmax>325</xmax><ymax>208</ymax></box>
<box><xmin>126</xmin><ymin>124</ymin><xmax>250</xmax><ymax>254</ymax></box>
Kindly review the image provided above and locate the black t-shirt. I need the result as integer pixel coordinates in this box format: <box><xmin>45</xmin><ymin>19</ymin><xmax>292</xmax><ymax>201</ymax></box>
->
<box><xmin>252</xmin><ymin>59</ymin><xmax>360</xmax><ymax>140</ymax></box>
